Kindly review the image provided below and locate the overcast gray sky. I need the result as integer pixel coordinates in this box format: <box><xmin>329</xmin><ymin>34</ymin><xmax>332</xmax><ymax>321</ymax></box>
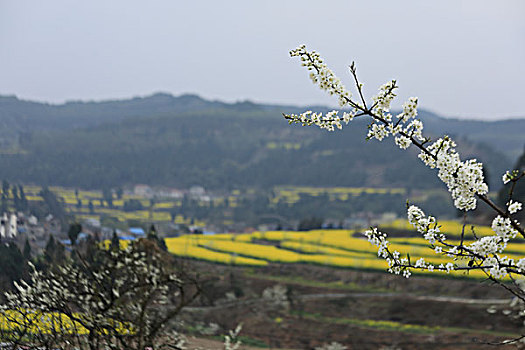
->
<box><xmin>1</xmin><ymin>0</ymin><xmax>524</xmax><ymax>120</ymax></box>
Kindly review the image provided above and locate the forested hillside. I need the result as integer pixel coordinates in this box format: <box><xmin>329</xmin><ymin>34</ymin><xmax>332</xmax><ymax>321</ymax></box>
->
<box><xmin>0</xmin><ymin>94</ymin><xmax>520</xmax><ymax>191</ymax></box>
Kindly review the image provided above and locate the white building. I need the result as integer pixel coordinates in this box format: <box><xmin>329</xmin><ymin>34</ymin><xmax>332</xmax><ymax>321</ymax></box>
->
<box><xmin>134</xmin><ymin>184</ymin><xmax>153</xmax><ymax>197</ymax></box>
<box><xmin>0</xmin><ymin>213</ymin><xmax>17</xmax><ymax>239</ymax></box>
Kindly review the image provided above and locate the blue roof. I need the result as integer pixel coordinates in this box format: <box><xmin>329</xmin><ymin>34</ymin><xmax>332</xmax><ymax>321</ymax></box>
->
<box><xmin>77</xmin><ymin>232</ymin><xmax>89</xmax><ymax>241</ymax></box>
<box><xmin>119</xmin><ymin>235</ymin><xmax>136</xmax><ymax>241</ymax></box>
<box><xmin>129</xmin><ymin>227</ymin><xmax>145</xmax><ymax>235</ymax></box>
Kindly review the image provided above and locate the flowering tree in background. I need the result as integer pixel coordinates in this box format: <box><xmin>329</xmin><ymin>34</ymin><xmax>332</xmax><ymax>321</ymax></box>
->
<box><xmin>0</xmin><ymin>240</ymin><xmax>200</xmax><ymax>350</ymax></box>
<box><xmin>284</xmin><ymin>44</ymin><xmax>524</xmax><ymax>339</ymax></box>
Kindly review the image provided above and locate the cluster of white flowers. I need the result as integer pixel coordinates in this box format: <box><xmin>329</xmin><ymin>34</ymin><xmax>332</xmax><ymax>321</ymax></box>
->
<box><xmin>406</xmin><ymin>204</ymin><xmax>521</xmax><ymax>278</ymax></box>
<box><xmin>366</xmin><ymin>96</ymin><xmax>424</xmax><ymax>145</ymax></box>
<box><xmin>508</xmin><ymin>200</ymin><xmax>523</xmax><ymax>214</ymax></box>
<box><xmin>371</xmin><ymin>80</ymin><xmax>397</xmax><ymax>114</ymax></box>
<box><xmin>492</xmin><ymin>215</ymin><xmax>519</xmax><ymax>241</ymax></box>
<box><xmin>407</xmin><ymin>205</ymin><xmax>444</xmax><ymax>244</ymax></box>
<box><xmin>364</xmin><ymin>227</ymin><xmax>390</xmax><ymax>259</ymax></box>
<box><xmin>315</xmin><ymin>341</ymin><xmax>347</xmax><ymax>350</ymax></box>
<box><xmin>262</xmin><ymin>284</ymin><xmax>290</xmax><ymax>309</ymax></box>
<box><xmin>287</xmin><ymin>46</ymin><xmax>429</xmax><ymax>154</ymax></box>
<box><xmin>399</xmin><ymin>97</ymin><xmax>418</xmax><ymax>121</ymax></box>
<box><xmin>364</xmin><ymin>228</ymin><xmax>413</xmax><ymax>278</ymax></box>
<box><xmin>468</xmin><ymin>236</ymin><xmax>504</xmax><ymax>257</ymax></box>
<box><xmin>502</xmin><ymin>169</ymin><xmax>521</xmax><ymax>184</ymax></box>
<box><xmin>365</xmin><ymin>203</ymin><xmax>523</xmax><ymax>282</ymax></box>
<box><xmin>485</xmin><ymin>257</ymin><xmax>509</xmax><ymax>279</ymax></box>
<box><xmin>285</xmin><ymin>109</ymin><xmax>357</xmax><ymax>131</ymax></box>
<box><xmin>418</xmin><ymin>136</ymin><xmax>488</xmax><ymax>211</ymax></box>
<box><xmin>367</xmin><ymin>123</ymin><xmax>389</xmax><ymax>141</ymax></box>
<box><xmin>290</xmin><ymin>45</ymin><xmax>352</xmax><ymax>107</ymax></box>
<box><xmin>223</xmin><ymin>324</ymin><xmax>243</xmax><ymax>350</ymax></box>
<box><xmin>517</xmin><ymin>258</ymin><xmax>525</xmax><ymax>273</ymax></box>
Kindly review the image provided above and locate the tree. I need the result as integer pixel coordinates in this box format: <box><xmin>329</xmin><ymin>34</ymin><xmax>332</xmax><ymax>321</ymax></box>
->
<box><xmin>2</xmin><ymin>180</ymin><xmax>9</xmax><ymax>198</ymax></box>
<box><xmin>1</xmin><ymin>239</ymin><xmax>200</xmax><ymax>350</ymax></box>
<box><xmin>23</xmin><ymin>238</ymin><xmax>31</xmax><ymax>260</ymax></box>
<box><xmin>18</xmin><ymin>184</ymin><xmax>28</xmax><ymax>212</ymax></box>
<box><xmin>68</xmin><ymin>222</ymin><xmax>82</xmax><ymax>246</ymax></box>
<box><xmin>147</xmin><ymin>224</ymin><xmax>167</xmax><ymax>251</ymax></box>
<box><xmin>11</xmin><ymin>186</ymin><xmax>20</xmax><ymax>212</ymax></box>
<box><xmin>110</xmin><ymin>230</ymin><xmax>120</xmax><ymax>252</ymax></box>
<box><xmin>0</xmin><ymin>243</ymin><xmax>28</xmax><ymax>291</ymax></box>
<box><xmin>43</xmin><ymin>235</ymin><xmax>57</xmax><ymax>264</ymax></box>
<box><xmin>102</xmin><ymin>188</ymin><xmax>113</xmax><ymax>208</ymax></box>
<box><xmin>43</xmin><ymin>235</ymin><xmax>65</xmax><ymax>268</ymax></box>
<box><xmin>297</xmin><ymin>217</ymin><xmax>323</xmax><ymax>231</ymax></box>
<box><xmin>123</xmin><ymin>199</ymin><xmax>143</xmax><ymax>212</ymax></box>
<box><xmin>0</xmin><ymin>195</ymin><xmax>7</xmax><ymax>215</ymax></box>
<box><xmin>285</xmin><ymin>45</ymin><xmax>524</xmax><ymax>330</ymax></box>
<box><xmin>116</xmin><ymin>187</ymin><xmax>124</xmax><ymax>200</ymax></box>
<box><xmin>39</xmin><ymin>187</ymin><xmax>68</xmax><ymax>226</ymax></box>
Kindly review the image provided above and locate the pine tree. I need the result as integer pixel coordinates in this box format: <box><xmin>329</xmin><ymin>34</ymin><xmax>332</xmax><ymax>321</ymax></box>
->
<box><xmin>110</xmin><ymin>230</ymin><xmax>120</xmax><ymax>252</ymax></box>
<box><xmin>18</xmin><ymin>184</ymin><xmax>28</xmax><ymax>211</ymax></box>
<box><xmin>44</xmin><ymin>235</ymin><xmax>57</xmax><ymax>264</ymax></box>
<box><xmin>147</xmin><ymin>224</ymin><xmax>167</xmax><ymax>251</ymax></box>
<box><xmin>11</xmin><ymin>186</ymin><xmax>20</xmax><ymax>211</ymax></box>
<box><xmin>2</xmin><ymin>180</ymin><xmax>9</xmax><ymax>197</ymax></box>
<box><xmin>67</xmin><ymin>222</ymin><xmax>82</xmax><ymax>246</ymax></box>
<box><xmin>23</xmin><ymin>238</ymin><xmax>32</xmax><ymax>260</ymax></box>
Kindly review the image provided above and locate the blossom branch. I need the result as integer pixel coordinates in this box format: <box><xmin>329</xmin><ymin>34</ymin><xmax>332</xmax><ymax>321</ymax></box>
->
<box><xmin>284</xmin><ymin>44</ymin><xmax>523</xmax><ymax>237</ymax></box>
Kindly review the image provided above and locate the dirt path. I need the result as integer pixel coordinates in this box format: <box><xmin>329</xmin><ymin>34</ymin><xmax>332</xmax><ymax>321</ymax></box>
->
<box><xmin>299</xmin><ymin>292</ymin><xmax>510</xmax><ymax>305</ymax></box>
<box><xmin>184</xmin><ymin>292</ymin><xmax>510</xmax><ymax>313</ymax></box>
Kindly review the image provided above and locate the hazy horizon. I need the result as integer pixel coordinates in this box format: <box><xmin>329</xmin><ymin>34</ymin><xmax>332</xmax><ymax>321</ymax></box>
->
<box><xmin>1</xmin><ymin>0</ymin><xmax>524</xmax><ymax>120</ymax></box>
<box><xmin>3</xmin><ymin>90</ymin><xmax>525</xmax><ymax>123</ymax></box>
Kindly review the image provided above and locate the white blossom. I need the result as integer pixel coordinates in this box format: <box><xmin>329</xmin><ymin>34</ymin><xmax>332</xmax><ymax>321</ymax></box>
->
<box><xmin>397</xmin><ymin>97</ymin><xmax>418</xmax><ymax>122</ymax></box>
<box><xmin>367</xmin><ymin>123</ymin><xmax>389</xmax><ymax>141</ymax></box>
<box><xmin>469</xmin><ymin>236</ymin><xmax>504</xmax><ymax>257</ymax></box>
<box><xmin>492</xmin><ymin>215</ymin><xmax>519</xmax><ymax>240</ymax></box>
<box><xmin>445</xmin><ymin>263</ymin><xmax>455</xmax><ymax>273</ymax></box>
<box><xmin>508</xmin><ymin>200</ymin><xmax>523</xmax><ymax>214</ymax></box>
<box><xmin>415</xmin><ymin>258</ymin><xmax>426</xmax><ymax>268</ymax></box>
<box><xmin>290</xmin><ymin>45</ymin><xmax>351</xmax><ymax>107</ymax></box>
<box><xmin>395</xmin><ymin>135</ymin><xmax>412</xmax><ymax>149</ymax></box>
<box><xmin>372</xmin><ymin>81</ymin><xmax>397</xmax><ymax>113</ymax></box>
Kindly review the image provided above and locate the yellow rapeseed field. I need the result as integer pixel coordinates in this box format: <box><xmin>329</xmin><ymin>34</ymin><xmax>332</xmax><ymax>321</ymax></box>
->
<box><xmin>159</xmin><ymin>227</ymin><xmax>494</xmax><ymax>279</ymax></box>
<box><xmin>0</xmin><ymin>309</ymin><xmax>133</xmax><ymax>336</ymax></box>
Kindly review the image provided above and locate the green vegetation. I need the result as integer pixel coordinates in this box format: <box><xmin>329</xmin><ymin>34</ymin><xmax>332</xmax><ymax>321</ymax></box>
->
<box><xmin>296</xmin><ymin>311</ymin><xmax>441</xmax><ymax>334</ymax></box>
<box><xmin>294</xmin><ymin>311</ymin><xmax>520</xmax><ymax>338</ymax></box>
<box><xmin>0</xmin><ymin>94</ymin><xmax>516</xmax><ymax>192</ymax></box>
<box><xmin>243</xmin><ymin>270</ymin><xmax>389</xmax><ymax>293</ymax></box>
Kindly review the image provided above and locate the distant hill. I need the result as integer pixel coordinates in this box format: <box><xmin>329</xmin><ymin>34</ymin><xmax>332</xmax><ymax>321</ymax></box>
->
<box><xmin>419</xmin><ymin>110</ymin><xmax>525</xmax><ymax>160</ymax></box>
<box><xmin>0</xmin><ymin>93</ymin><xmax>521</xmax><ymax>191</ymax></box>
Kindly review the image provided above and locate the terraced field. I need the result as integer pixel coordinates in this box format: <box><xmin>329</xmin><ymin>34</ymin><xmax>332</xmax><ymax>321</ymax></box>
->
<box><xmin>18</xmin><ymin>185</ymin><xmax>207</xmax><ymax>226</ymax></box>
<box><xmin>272</xmin><ymin>185</ymin><xmax>406</xmax><ymax>204</ymax></box>
<box><xmin>164</xmin><ymin>223</ymin><xmax>525</xmax><ymax>280</ymax></box>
